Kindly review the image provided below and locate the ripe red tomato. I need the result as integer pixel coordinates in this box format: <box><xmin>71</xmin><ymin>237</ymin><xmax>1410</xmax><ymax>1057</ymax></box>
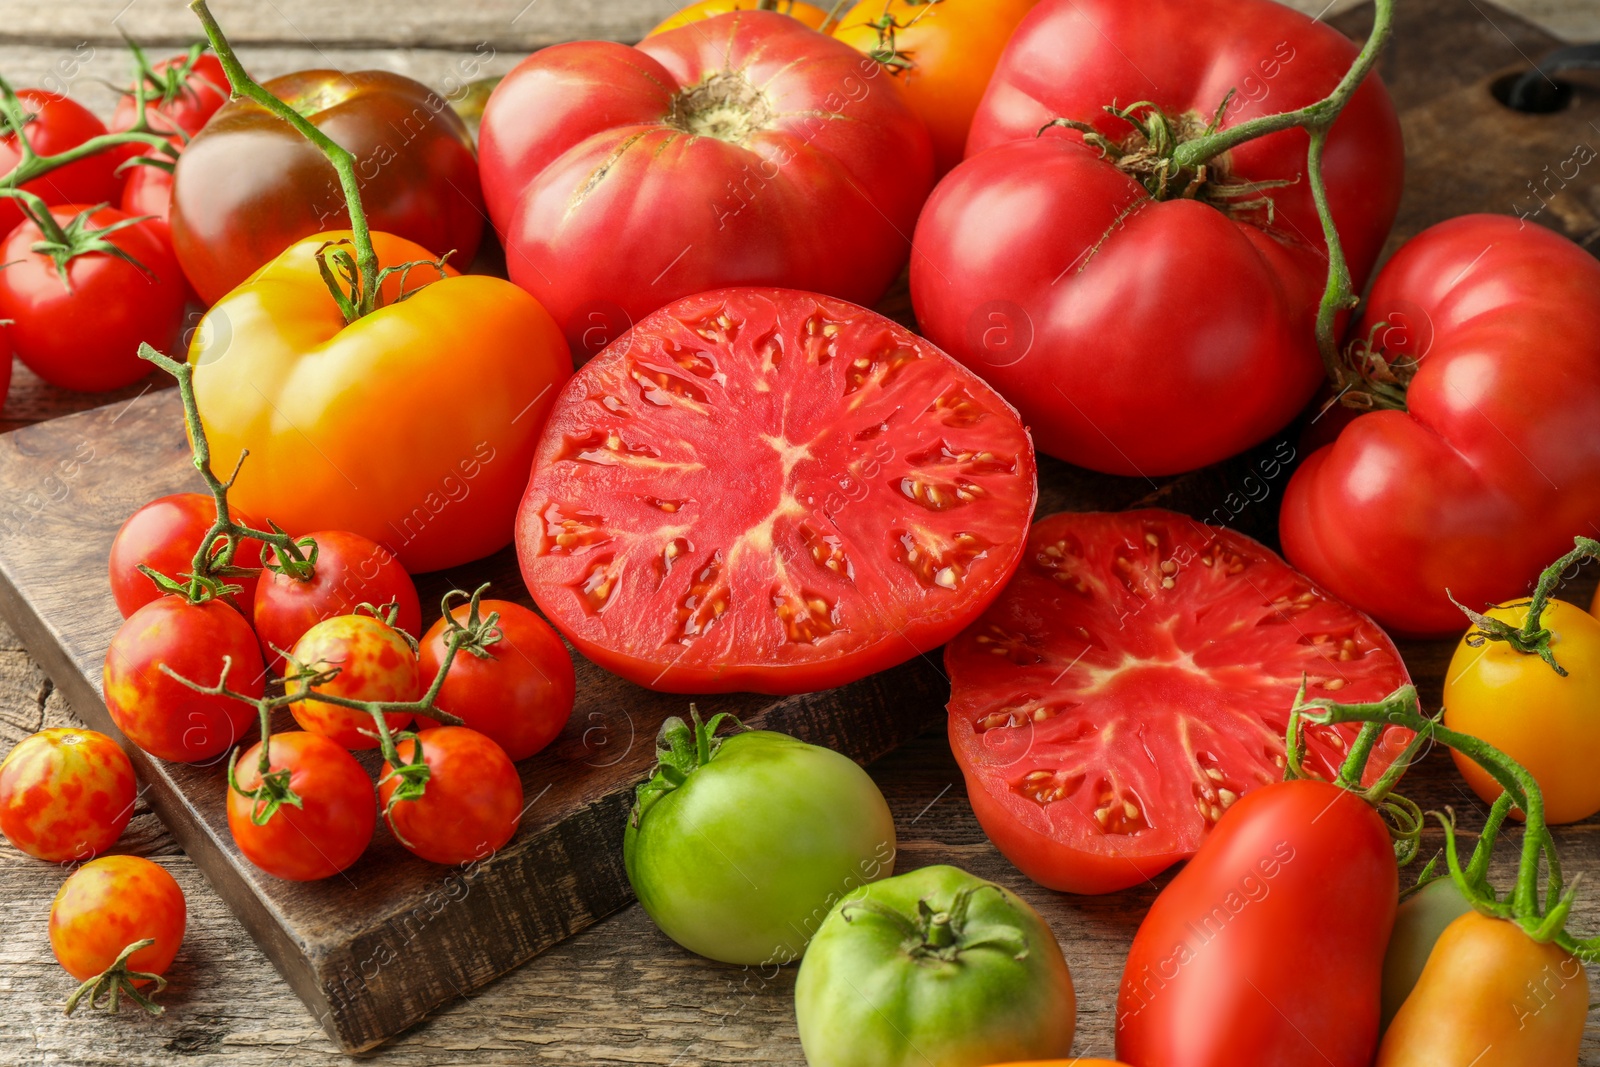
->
<box><xmin>379</xmin><ymin>727</ymin><xmax>522</xmax><ymax>864</ymax></box>
<box><xmin>120</xmin><ymin>160</ymin><xmax>175</xmax><ymax>225</ymax></box>
<box><xmin>1116</xmin><ymin>779</ymin><xmax>1397</xmax><ymax>1066</ymax></box>
<box><xmin>416</xmin><ymin>599</ymin><xmax>576</xmax><ymax>761</ymax></box>
<box><xmin>478</xmin><ymin>11</ymin><xmax>933</xmax><ymax>360</ymax></box>
<box><xmin>0</xmin><ymin>728</ymin><xmax>135</xmax><ymax>863</ymax></box>
<box><xmin>1281</xmin><ymin>215</ymin><xmax>1600</xmax><ymax>635</ymax></box>
<box><xmin>170</xmin><ymin>70</ymin><xmax>484</xmax><ymax>305</ymax></box>
<box><xmin>945</xmin><ymin>510</ymin><xmax>1411</xmax><ymax>894</ymax></box>
<box><xmin>50</xmin><ymin>855</ymin><xmax>185</xmax><ymax>983</ymax></box>
<box><xmin>228</xmin><ymin>731</ymin><xmax>376</xmax><ymax>881</ymax></box>
<box><xmin>103</xmin><ymin>596</ymin><xmax>265</xmax><ymax>763</ymax></box>
<box><xmin>287</xmin><ymin>614</ymin><xmax>418</xmax><ymax>750</ymax></box>
<box><xmin>911</xmin><ymin>0</ymin><xmax>1403</xmax><ymax>476</ymax></box>
<box><xmin>109</xmin><ymin>493</ymin><xmax>265</xmax><ymax>618</ymax></box>
<box><xmin>517</xmin><ymin>287</ymin><xmax>1037</xmax><ymax>694</ymax></box>
<box><xmin>110</xmin><ymin>51</ymin><xmax>229</xmax><ymax>141</ymax></box>
<box><xmin>253</xmin><ymin>530</ymin><xmax>421</xmax><ymax>673</ymax></box>
<box><xmin>0</xmin><ymin>90</ymin><xmax>120</xmax><ymax>236</ymax></box>
<box><xmin>0</xmin><ymin>203</ymin><xmax>186</xmax><ymax>392</ymax></box>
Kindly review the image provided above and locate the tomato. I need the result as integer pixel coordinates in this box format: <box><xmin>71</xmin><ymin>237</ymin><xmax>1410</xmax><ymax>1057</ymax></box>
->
<box><xmin>1379</xmin><ymin>877</ymin><xmax>1473</xmax><ymax>1032</ymax></box>
<box><xmin>1117</xmin><ymin>779</ymin><xmax>1396</xmax><ymax>1066</ymax></box>
<box><xmin>0</xmin><ymin>728</ymin><xmax>135</xmax><ymax>863</ymax></box>
<box><xmin>649</xmin><ymin>0</ymin><xmax>831</xmax><ymax>34</ymax></box>
<box><xmin>516</xmin><ymin>287</ymin><xmax>1037</xmax><ymax>694</ymax></box>
<box><xmin>170</xmin><ymin>70</ymin><xmax>484</xmax><ymax>305</ymax></box>
<box><xmin>1281</xmin><ymin>216</ymin><xmax>1600</xmax><ymax>635</ymax></box>
<box><xmin>287</xmin><ymin>614</ymin><xmax>418</xmax><ymax>750</ymax></box>
<box><xmin>110</xmin><ymin>51</ymin><xmax>229</xmax><ymax>142</ymax></box>
<box><xmin>795</xmin><ymin>864</ymin><xmax>1075</xmax><ymax>1066</ymax></box>
<box><xmin>50</xmin><ymin>855</ymin><xmax>185</xmax><ymax>1002</ymax></box>
<box><xmin>833</xmin><ymin>0</ymin><xmax>1039</xmax><ymax>174</ymax></box>
<box><xmin>253</xmin><ymin>529</ymin><xmax>421</xmax><ymax>673</ymax></box>
<box><xmin>986</xmin><ymin>1063</ymin><xmax>1130</xmax><ymax>1067</ymax></box>
<box><xmin>189</xmin><ymin>230</ymin><xmax>571</xmax><ymax>574</ymax></box>
<box><xmin>379</xmin><ymin>727</ymin><xmax>522</xmax><ymax>864</ymax></box>
<box><xmin>109</xmin><ymin>492</ymin><xmax>265</xmax><ymax>618</ymax></box>
<box><xmin>1442</xmin><ymin>598</ymin><xmax>1600</xmax><ymax>824</ymax></box>
<box><xmin>228</xmin><ymin>730</ymin><xmax>376</xmax><ymax>880</ymax></box>
<box><xmin>625</xmin><ymin>713</ymin><xmax>895</xmax><ymax>965</ymax></box>
<box><xmin>0</xmin><ymin>203</ymin><xmax>185</xmax><ymax>392</ymax></box>
<box><xmin>911</xmin><ymin>0</ymin><xmax>1403</xmax><ymax>476</ymax></box>
<box><xmin>120</xmin><ymin>159</ymin><xmax>174</xmax><ymax>225</ymax></box>
<box><xmin>0</xmin><ymin>90</ymin><xmax>120</xmax><ymax>237</ymax></box>
<box><xmin>945</xmin><ymin>510</ymin><xmax>1411</xmax><ymax>894</ymax></box>
<box><xmin>478</xmin><ymin>12</ymin><xmax>933</xmax><ymax>360</ymax></box>
<box><xmin>415</xmin><ymin>598</ymin><xmax>575</xmax><ymax>761</ymax></box>
<box><xmin>1378</xmin><ymin>910</ymin><xmax>1587</xmax><ymax>1066</ymax></box>
<box><xmin>104</xmin><ymin>595</ymin><xmax>265</xmax><ymax>762</ymax></box>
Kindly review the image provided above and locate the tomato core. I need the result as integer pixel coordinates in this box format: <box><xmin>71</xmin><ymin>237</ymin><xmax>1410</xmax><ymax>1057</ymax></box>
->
<box><xmin>668</xmin><ymin>71</ymin><xmax>772</xmax><ymax>142</ymax></box>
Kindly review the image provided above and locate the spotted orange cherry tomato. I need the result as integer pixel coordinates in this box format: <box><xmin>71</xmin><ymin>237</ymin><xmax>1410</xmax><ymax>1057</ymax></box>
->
<box><xmin>228</xmin><ymin>731</ymin><xmax>376</xmax><ymax>881</ymax></box>
<box><xmin>287</xmin><ymin>614</ymin><xmax>418</xmax><ymax>750</ymax></box>
<box><xmin>380</xmin><ymin>727</ymin><xmax>522</xmax><ymax>864</ymax></box>
<box><xmin>50</xmin><ymin>855</ymin><xmax>185</xmax><ymax>1003</ymax></box>
<box><xmin>0</xmin><ymin>728</ymin><xmax>135</xmax><ymax>863</ymax></box>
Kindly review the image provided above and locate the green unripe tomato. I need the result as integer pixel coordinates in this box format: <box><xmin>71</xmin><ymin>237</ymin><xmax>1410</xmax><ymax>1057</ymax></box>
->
<box><xmin>1380</xmin><ymin>876</ymin><xmax>1474</xmax><ymax>1032</ymax></box>
<box><xmin>795</xmin><ymin>864</ymin><xmax>1076</xmax><ymax>1067</ymax></box>
<box><xmin>623</xmin><ymin>709</ymin><xmax>896</xmax><ymax>966</ymax></box>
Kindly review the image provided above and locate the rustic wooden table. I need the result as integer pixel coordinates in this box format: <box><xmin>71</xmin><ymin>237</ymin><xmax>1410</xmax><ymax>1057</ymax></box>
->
<box><xmin>4</xmin><ymin>0</ymin><xmax>1600</xmax><ymax>1063</ymax></box>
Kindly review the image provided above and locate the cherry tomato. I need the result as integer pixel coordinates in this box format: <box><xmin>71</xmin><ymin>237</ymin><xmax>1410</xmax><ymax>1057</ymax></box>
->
<box><xmin>945</xmin><ymin>510</ymin><xmax>1412</xmax><ymax>894</ymax></box>
<box><xmin>50</xmin><ymin>855</ymin><xmax>185</xmax><ymax>983</ymax></box>
<box><xmin>0</xmin><ymin>728</ymin><xmax>135</xmax><ymax>863</ymax></box>
<box><xmin>516</xmin><ymin>287</ymin><xmax>1037</xmax><ymax>695</ymax></box>
<box><xmin>104</xmin><ymin>595</ymin><xmax>265</xmax><ymax>763</ymax></box>
<box><xmin>0</xmin><ymin>90</ymin><xmax>120</xmax><ymax>236</ymax></box>
<box><xmin>120</xmin><ymin>159</ymin><xmax>174</xmax><ymax>225</ymax></box>
<box><xmin>649</xmin><ymin>0</ymin><xmax>831</xmax><ymax>34</ymax></box>
<box><xmin>109</xmin><ymin>492</ymin><xmax>265</xmax><ymax>618</ymax></box>
<box><xmin>171</xmin><ymin>70</ymin><xmax>484</xmax><ymax>305</ymax></box>
<box><xmin>379</xmin><ymin>727</ymin><xmax>522</xmax><ymax>865</ymax></box>
<box><xmin>287</xmin><ymin>614</ymin><xmax>418</xmax><ymax>750</ymax></box>
<box><xmin>0</xmin><ymin>203</ymin><xmax>185</xmax><ymax>392</ymax></box>
<box><xmin>1117</xmin><ymin>779</ymin><xmax>1397</xmax><ymax>1067</ymax></box>
<box><xmin>253</xmin><ymin>530</ymin><xmax>421</xmax><ymax>673</ymax></box>
<box><xmin>478</xmin><ymin>12</ymin><xmax>933</xmax><ymax>360</ymax></box>
<box><xmin>189</xmin><ymin>230</ymin><xmax>572</xmax><ymax>574</ymax></box>
<box><xmin>415</xmin><ymin>599</ymin><xmax>575</xmax><ymax>761</ymax></box>
<box><xmin>110</xmin><ymin>51</ymin><xmax>229</xmax><ymax>141</ymax></box>
<box><xmin>228</xmin><ymin>731</ymin><xmax>376</xmax><ymax>881</ymax></box>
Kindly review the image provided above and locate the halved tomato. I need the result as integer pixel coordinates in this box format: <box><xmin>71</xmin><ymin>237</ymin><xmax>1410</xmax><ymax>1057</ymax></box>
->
<box><xmin>946</xmin><ymin>509</ymin><xmax>1411</xmax><ymax>894</ymax></box>
<box><xmin>516</xmin><ymin>287</ymin><xmax>1038</xmax><ymax>695</ymax></box>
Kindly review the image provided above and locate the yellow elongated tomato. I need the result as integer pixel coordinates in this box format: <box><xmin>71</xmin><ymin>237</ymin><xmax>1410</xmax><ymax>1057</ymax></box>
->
<box><xmin>1442</xmin><ymin>599</ymin><xmax>1600</xmax><ymax>824</ymax></box>
<box><xmin>190</xmin><ymin>231</ymin><xmax>572</xmax><ymax>573</ymax></box>
<box><xmin>648</xmin><ymin>0</ymin><xmax>830</xmax><ymax>35</ymax></box>
<box><xmin>1378</xmin><ymin>911</ymin><xmax>1586</xmax><ymax>1066</ymax></box>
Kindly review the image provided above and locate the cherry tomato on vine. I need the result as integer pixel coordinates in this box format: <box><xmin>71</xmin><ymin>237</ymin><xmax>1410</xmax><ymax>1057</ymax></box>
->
<box><xmin>0</xmin><ymin>727</ymin><xmax>135</xmax><ymax>863</ymax></box>
<box><xmin>648</xmin><ymin>0</ymin><xmax>831</xmax><ymax>35</ymax></box>
<box><xmin>50</xmin><ymin>855</ymin><xmax>185</xmax><ymax>992</ymax></box>
<box><xmin>0</xmin><ymin>202</ymin><xmax>185</xmax><ymax>393</ymax></box>
<box><xmin>110</xmin><ymin>51</ymin><xmax>229</xmax><ymax>142</ymax></box>
<box><xmin>379</xmin><ymin>727</ymin><xmax>522</xmax><ymax>865</ymax></box>
<box><xmin>120</xmin><ymin>160</ymin><xmax>175</xmax><ymax>225</ymax></box>
<box><xmin>0</xmin><ymin>89</ymin><xmax>120</xmax><ymax>236</ymax></box>
<box><xmin>104</xmin><ymin>595</ymin><xmax>265</xmax><ymax>763</ymax></box>
<box><xmin>228</xmin><ymin>730</ymin><xmax>376</xmax><ymax>881</ymax></box>
<box><xmin>287</xmin><ymin>614</ymin><xmax>418</xmax><ymax>750</ymax></box>
<box><xmin>253</xmin><ymin>530</ymin><xmax>421</xmax><ymax>673</ymax></box>
<box><xmin>109</xmin><ymin>492</ymin><xmax>265</xmax><ymax>619</ymax></box>
<box><xmin>415</xmin><ymin>599</ymin><xmax>575</xmax><ymax>761</ymax></box>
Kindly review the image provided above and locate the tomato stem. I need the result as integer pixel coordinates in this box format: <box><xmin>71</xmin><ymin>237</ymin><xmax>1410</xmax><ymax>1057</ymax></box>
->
<box><xmin>0</xmin><ymin>71</ymin><xmax>178</xmax><ymax>195</ymax></box>
<box><xmin>62</xmin><ymin>938</ymin><xmax>168</xmax><ymax>1016</ymax></box>
<box><xmin>1451</xmin><ymin>536</ymin><xmax>1600</xmax><ymax>677</ymax></box>
<box><xmin>818</xmin><ymin>0</ymin><xmax>854</xmax><ymax>34</ymax></box>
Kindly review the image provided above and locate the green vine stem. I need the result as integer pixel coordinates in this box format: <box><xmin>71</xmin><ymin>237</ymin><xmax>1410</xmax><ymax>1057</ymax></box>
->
<box><xmin>0</xmin><ymin>73</ymin><xmax>176</xmax><ymax>195</ymax></box>
<box><xmin>1451</xmin><ymin>536</ymin><xmax>1600</xmax><ymax>678</ymax></box>
<box><xmin>62</xmin><ymin>938</ymin><xmax>168</xmax><ymax>1016</ymax></box>
<box><xmin>818</xmin><ymin>0</ymin><xmax>855</xmax><ymax>34</ymax></box>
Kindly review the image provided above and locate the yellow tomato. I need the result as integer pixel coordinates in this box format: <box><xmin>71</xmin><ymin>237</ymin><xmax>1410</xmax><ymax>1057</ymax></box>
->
<box><xmin>647</xmin><ymin>0</ymin><xmax>831</xmax><ymax>36</ymax></box>
<box><xmin>1442</xmin><ymin>598</ymin><xmax>1600</xmax><ymax>824</ymax></box>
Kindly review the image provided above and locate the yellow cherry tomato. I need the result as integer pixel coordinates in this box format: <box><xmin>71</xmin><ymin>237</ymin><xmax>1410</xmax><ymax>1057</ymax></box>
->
<box><xmin>648</xmin><ymin>0</ymin><xmax>831</xmax><ymax>35</ymax></box>
<box><xmin>1442</xmin><ymin>599</ymin><xmax>1600</xmax><ymax>824</ymax></box>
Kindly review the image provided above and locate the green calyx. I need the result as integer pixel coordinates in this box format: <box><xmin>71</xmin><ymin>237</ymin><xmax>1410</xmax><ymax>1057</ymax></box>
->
<box><xmin>0</xmin><ymin>189</ymin><xmax>155</xmax><ymax>290</ymax></box>
<box><xmin>226</xmin><ymin>739</ymin><xmax>305</xmax><ymax>826</ymax></box>
<box><xmin>1451</xmin><ymin>536</ymin><xmax>1600</xmax><ymax>678</ymax></box>
<box><xmin>841</xmin><ymin>883</ymin><xmax>1028</xmax><ymax>965</ymax></box>
<box><xmin>630</xmin><ymin>705</ymin><xmax>739</xmax><ymax>828</ymax></box>
<box><xmin>436</xmin><ymin>584</ymin><xmax>505</xmax><ymax>661</ymax></box>
<box><xmin>62</xmin><ymin>938</ymin><xmax>168</xmax><ymax>1017</ymax></box>
<box><xmin>123</xmin><ymin>36</ymin><xmax>216</xmax><ymax>116</ymax></box>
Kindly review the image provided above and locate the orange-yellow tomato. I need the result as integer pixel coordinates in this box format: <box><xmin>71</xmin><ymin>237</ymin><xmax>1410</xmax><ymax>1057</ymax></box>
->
<box><xmin>832</xmin><ymin>0</ymin><xmax>1041</xmax><ymax>173</ymax></box>
<box><xmin>50</xmin><ymin>855</ymin><xmax>186</xmax><ymax>984</ymax></box>
<box><xmin>288</xmin><ymin>614</ymin><xmax>419</xmax><ymax>750</ymax></box>
<box><xmin>648</xmin><ymin>0</ymin><xmax>831</xmax><ymax>35</ymax></box>
<box><xmin>1378</xmin><ymin>911</ymin><xmax>1586</xmax><ymax>1066</ymax></box>
<box><xmin>1442</xmin><ymin>599</ymin><xmax>1600</xmax><ymax>824</ymax></box>
<box><xmin>190</xmin><ymin>230</ymin><xmax>572</xmax><ymax>574</ymax></box>
<box><xmin>0</xmin><ymin>728</ymin><xmax>135</xmax><ymax>863</ymax></box>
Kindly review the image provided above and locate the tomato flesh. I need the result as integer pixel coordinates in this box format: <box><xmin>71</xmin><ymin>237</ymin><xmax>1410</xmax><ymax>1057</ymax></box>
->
<box><xmin>945</xmin><ymin>509</ymin><xmax>1411</xmax><ymax>893</ymax></box>
<box><xmin>517</xmin><ymin>287</ymin><xmax>1037</xmax><ymax>694</ymax></box>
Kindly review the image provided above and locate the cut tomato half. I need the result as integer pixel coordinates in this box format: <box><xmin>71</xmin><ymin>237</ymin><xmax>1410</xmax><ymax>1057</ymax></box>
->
<box><xmin>946</xmin><ymin>509</ymin><xmax>1412</xmax><ymax>894</ymax></box>
<box><xmin>516</xmin><ymin>287</ymin><xmax>1038</xmax><ymax>695</ymax></box>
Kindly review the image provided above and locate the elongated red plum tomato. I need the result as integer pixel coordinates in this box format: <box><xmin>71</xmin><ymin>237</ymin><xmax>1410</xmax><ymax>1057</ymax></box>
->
<box><xmin>911</xmin><ymin>0</ymin><xmax>1403</xmax><ymax>476</ymax></box>
<box><xmin>1117</xmin><ymin>779</ymin><xmax>1397</xmax><ymax>1066</ymax></box>
<box><xmin>171</xmin><ymin>70</ymin><xmax>483</xmax><ymax>305</ymax></box>
<box><xmin>945</xmin><ymin>510</ymin><xmax>1410</xmax><ymax>894</ymax></box>
<box><xmin>0</xmin><ymin>90</ymin><xmax>120</xmax><ymax>236</ymax></box>
<box><xmin>50</xmin><ymin>855</ymin><xmax>185</xmax><ymax>983</ymax></box>
<box><xmin>287</xmin><ymin>614</ymin><xmax>418</xmax><ymax>750</ymax></box>
<box><xmin>1281</xmin><ymin>216</ymin><xmax>1600</xmax><ymax>635</ymax></box>
<box><xmin>379</xmin><ymin>728</ymin><xmax>522</xmax><ymax>865</ymax></box>
<box><xmin>228</xmin><ymin>731</ymin><xmax>376</xmax><ymax>880</ymax></box>
<box><xmin>0</xmin><ymin>728</ymin><xmax>135</xmax><ymax>863</ymax></box>
<box><xmin>109</xmin><ymin>493</ymin><xmax>266</xmax><ymax>618</ymax></box>
<box><xmin>104</xmin><ymin>597</ymin><xmax>265</xmax><ymax>763</ymax></box>
<box><xmin>478</xmin><ymin>12</ymin><xmax>933</xmax><ymax>361</ymax></box>
<box><xmin>416</xmin><ymin>599</ymin><xmax>576</xmax><ymax>761</ymax></box>
<box><xmin>254</xmin><ymin>530</ymin><xmax>421</xmax><ymax>672</ymax></box>
<box><xmin>516</xmin><ymin>288</ymin><xmax>1038</xmax><ymax>695</ymax></box>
